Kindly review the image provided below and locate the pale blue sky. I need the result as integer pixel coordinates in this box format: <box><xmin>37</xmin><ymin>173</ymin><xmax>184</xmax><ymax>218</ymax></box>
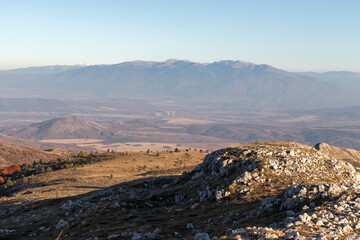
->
<box><xmin>0</xmin><ymin>0</ymin><xmax>359</xmax><ymax>71</ymax></box>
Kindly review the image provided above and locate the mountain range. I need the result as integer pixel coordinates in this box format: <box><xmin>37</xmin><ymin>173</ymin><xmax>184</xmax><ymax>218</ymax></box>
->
<box><xmin>1</xmin><ymin>60</ymin><xmax>359</xmax><ymax>109</ymax></box>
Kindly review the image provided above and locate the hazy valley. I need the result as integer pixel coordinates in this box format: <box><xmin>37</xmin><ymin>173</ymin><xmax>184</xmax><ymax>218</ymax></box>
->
<box><xmin>1</xmin><ymin>61</ymin><xmax>360</xmax><ymax>239</ymax></box>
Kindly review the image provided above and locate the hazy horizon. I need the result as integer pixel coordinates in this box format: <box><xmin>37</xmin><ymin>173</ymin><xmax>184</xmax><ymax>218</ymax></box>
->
<box><xmin>1</xmin><ymin>0</ymin><xmax>359</xmax><ymax>72</ymax></box>
<box><xmin>1</xmin><ymin>59</ymin><xmax>360</xmax><ymax>73</ymax></box>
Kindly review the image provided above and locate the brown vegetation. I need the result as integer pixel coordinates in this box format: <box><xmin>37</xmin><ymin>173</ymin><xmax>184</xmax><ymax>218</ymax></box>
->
<box><xmin>0</xmin><ymin>164</ymin><xmax>21</xmax><ymax>175</ymax></box>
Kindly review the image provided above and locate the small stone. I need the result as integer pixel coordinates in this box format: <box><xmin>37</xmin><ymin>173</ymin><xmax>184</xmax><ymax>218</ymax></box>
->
<box><xmin>187</xmin><ymin>223</ymin><xmax>195</xmax><ymax>230</ymax></box>
<box><xmin>55</xmin><ymin>219</ymin><xmax>68</xmax><ymax>229</ymax></box>
<box><xmin>107</xmin><ymin>234</ymin><xmax>120</xmax><ymax>239</ymax></box>
<box><xmin>194</xmin><ymin>232</ymin><xmax>211</xmax><ymax>240</ymax></box>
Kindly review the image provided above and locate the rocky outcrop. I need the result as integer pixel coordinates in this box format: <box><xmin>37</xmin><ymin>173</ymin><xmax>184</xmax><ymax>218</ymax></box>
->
<box><xmin>224</xmin><ymin>183</ymin><xmax>360</xmax><ymax>239</ymax></box>
<box><xmin>175</xmin><ymin>142</ymin><xmax>359</xmax><ymax>205</ymax></box>
<box><xmin>315</xmin><ymin>142</ymin><xmax>360</xmax><ymax>168</ymax></box>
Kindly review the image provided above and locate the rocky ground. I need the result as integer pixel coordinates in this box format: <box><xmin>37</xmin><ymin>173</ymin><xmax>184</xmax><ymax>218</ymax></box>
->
<box><xmin>1</xmin><ymin>141</ymin><xmax>360</xmax><ymax>239</ymax></box>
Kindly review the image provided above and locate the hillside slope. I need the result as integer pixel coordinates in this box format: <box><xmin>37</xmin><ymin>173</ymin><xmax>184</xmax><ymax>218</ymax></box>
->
<box><xmin>315</xmin><ymin>142</ymin><xmax>360</xmax><ymax>168</ymax></box>
<box><xmin>1</xmin><ymin>142</ymin><xmax>360</xmax><ymax>239</ymax></box>
<box><xmin>0</xmin><ymin>143</ymin><xmax>68</xmax><ymax>168</ymax></box>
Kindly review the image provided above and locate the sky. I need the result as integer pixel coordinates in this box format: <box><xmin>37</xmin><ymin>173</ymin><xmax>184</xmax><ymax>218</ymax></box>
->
<box><xmin>0</xmin><ymin>0</ymin><xmax>359</xmax><ymax>72</ymax></box>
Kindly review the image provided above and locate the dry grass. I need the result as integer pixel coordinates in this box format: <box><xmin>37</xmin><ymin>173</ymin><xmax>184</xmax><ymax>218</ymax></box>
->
<box><xmin>40</xmin><ymin>139</ymin><xmax>105</xmax><ymax>144</ymax></box>
<box><xmin>164</xmin><ymin>117</ymin><xmax>214</xmax><ymax>125</ymax></box>
<box><xmin>0</xmin><ymin>150</ymin><xmax>206</xmax><ymax>204</ymax></box>
<box><xmin>276</xmin><ymin>115</ymin><xmax>319</xmax><ymax>123</ymax></box>
<box><xmin>40</xmin><ymin>139</ymin><xmax>239</xmax><ymax>152</ymax></box>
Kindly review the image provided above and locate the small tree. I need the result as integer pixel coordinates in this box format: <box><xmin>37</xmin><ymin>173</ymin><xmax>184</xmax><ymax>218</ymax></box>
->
<box><xmin>78</xmin><ymin>150</ymin><xmax>88</xmax><ymax>157</ymax></box>
<box><xmin>6</xmin><ymin>177</ymin><xmax>13</xmax><ymax>188</ymax></box>
<box><xmin>175</xmin><ymin>148</ymin><xmax>180</xmax><ymax>152</ymax></box>
<box><xmin>22</xmin><ymin>175</ymin><xmax>27</xmax><ymax>183</ymax></box>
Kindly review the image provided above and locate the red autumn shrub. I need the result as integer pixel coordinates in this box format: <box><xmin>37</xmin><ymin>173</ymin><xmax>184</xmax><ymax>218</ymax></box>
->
<box><xmin>0</xmin><ymin>164</ymin><xmax>21</xmax><ymax>175</ymax></box>
<box><xmin>0</xmin><ymin>176</ymin><xmax>4</xmax><ymax>184</ymax></box>
<box><xmin>0</xmin><ymin>168</ymin><xmax>8</xmax><ymax>175</ymax></box>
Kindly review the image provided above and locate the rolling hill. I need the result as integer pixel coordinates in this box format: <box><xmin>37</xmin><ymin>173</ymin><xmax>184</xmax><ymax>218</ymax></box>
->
<box><xmin>3</xmin><ymin>116</ymin><xmax>360</xmax><ymax>151</ymax></box>
<box><xmin>2</xmin><ymin>117</ymin><xmax>110</xmax><ymax>140</ymax></box>
<box><xmin>0</xmin><ymin>143</ymin><xmax>71</xmax><ymax>168</ymax></box>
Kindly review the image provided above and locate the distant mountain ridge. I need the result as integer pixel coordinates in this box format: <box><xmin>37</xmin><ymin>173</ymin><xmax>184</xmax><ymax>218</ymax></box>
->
<box><xmin>0</xmin><ymin>65</ymin><xmax>87</xmax><ymax>74</ymax></box>
<box><xmin>0</xmin><ymin>60</ymin><xmax>359</xmax><ymax>109</ymax></box>
<box><xmin>298</xmin><ymin>71</ymin><xmax>360</xmax><ymax>93</ymax></box>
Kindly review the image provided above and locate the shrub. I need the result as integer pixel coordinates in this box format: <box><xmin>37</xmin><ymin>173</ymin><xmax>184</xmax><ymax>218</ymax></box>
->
<box><xmin>0</xmin><ymin>176</ymin><xmax>4</xmax><ymax>184</ymax></box>
<box><xmin>22</xmin><ymin>175</ymin><xmax>27</xmax><ymax>183</ymax></box>
<box><xmin>6</xmin><ymin>178</ymin><xmax>13</xmax><ymax>188</ymax></box>
<box><xmin>78</xmin><ymin>150</ymin><xmax>89</xmax><ymax>157</ymax></box>
<box><xmin>0</xmin><ymin>164</ymin><xmax>21</xmax><ymax>175</ymax></box>
<box><xmin>175</xmin><ymin>148</ymin><xmax>179</xmax><ymax>152</ymax></box>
